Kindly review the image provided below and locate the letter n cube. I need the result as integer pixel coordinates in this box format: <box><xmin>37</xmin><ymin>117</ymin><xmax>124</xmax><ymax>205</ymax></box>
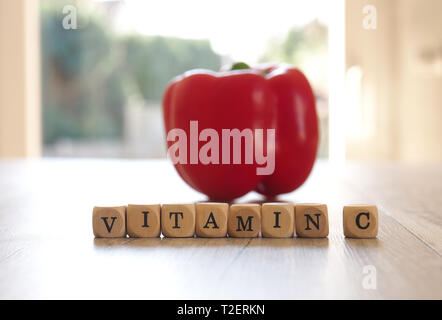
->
<box><xmin>295</xmin><ymin>204</ymin><xmax>329</xmax><ymax>238</ymax></box>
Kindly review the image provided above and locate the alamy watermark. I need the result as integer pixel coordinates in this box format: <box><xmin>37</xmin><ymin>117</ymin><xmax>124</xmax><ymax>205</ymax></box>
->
<box><xmin>362</xmin><ymin>264</ymin><xmax>377</xmax><ymax>290</ymax></box>
<box><xmin>363</xmin><ymin>5</ymin><xmax>377</xmax><ymax>30</ymax></box>
<box><xmin>167</xmin><ymin>121</ymin><xmax>276</xmax><ymax>176</ymax></box>
<box><xmin>62</xmin><ymin>5</ymin><xmax>77</xmax><ymax>30</ymax></box>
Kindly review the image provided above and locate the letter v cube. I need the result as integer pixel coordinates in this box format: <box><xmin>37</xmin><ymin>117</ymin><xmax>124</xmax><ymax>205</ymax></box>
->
<box><xmin>92</xmin><ymin>206</ymin><xmax>127</xmax><ymax>238</ymax></box>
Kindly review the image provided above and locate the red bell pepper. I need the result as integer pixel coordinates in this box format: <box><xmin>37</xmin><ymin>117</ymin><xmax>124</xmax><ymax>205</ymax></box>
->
<box><xmin>163</xmin><ymin>63</ymin><xmax>319</xmax><ymax>200</ymax></box>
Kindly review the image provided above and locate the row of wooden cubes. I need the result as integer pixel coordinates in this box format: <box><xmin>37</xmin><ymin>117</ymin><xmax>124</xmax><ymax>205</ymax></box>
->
<box><xmin>93</xmin><ymin>203</ymin><xmax>378</xmax><ymax>239</ymax></box>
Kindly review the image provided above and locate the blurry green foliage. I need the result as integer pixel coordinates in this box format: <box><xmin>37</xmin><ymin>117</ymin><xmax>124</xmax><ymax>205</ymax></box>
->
<box><xmin>260</xmin><ymin>20</ymin><xmax>328</xmax><ymax>70</ymax></box>
<box><xmin>260</xmin><ymin>20</ymin><xmax>329</xmax><ymax>157</ymax></box>
<box><xmin>123</xmin><ymin>35</ymin><xmax>220</xmax><ymax>101</ymax></box>
<box><xmin>41</xmin><ymin>3</ymin><xmax>221</xmax><ymax>144</ymax></box>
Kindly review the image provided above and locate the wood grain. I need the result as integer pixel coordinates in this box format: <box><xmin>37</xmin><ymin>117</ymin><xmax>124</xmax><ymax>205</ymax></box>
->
<box><xmin>0</xmin><ymin>159</ymin><xmax>440</xmax><ymax>299</ymax></box>
<box><xmin>342</xmin><ymin>163</ymin><xmax>442</xmax><ymax>253</ymax></box>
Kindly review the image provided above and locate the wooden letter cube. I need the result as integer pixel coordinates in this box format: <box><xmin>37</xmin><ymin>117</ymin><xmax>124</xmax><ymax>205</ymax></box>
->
<box><xmin>161</xmin><ymin>204</ymin><xmax>195</xmax><ymax>237</ymax></box>
<box><xmin>295</xmin><ymin>204</ymin><xmax>329</xmax><ymax>238</ymax></box>
<box><xmin>92</xmin><ymin>206</ymin><xmax>126</xmax><ymax>238</ymax></box>
<box><xmin>343</xmin><ymin>205</ymin><xmax>378</xmax><ymax>238</ymax></box>
<box><xmin>127</xmin><ymin>204</ymin><xmax>161</xmax><ymax>238</ymax></box>
<box><xmin>228</xmin><ymin>204</ymin><xmax>261</xmax><ymax>238</ymax></box>
<box><xmin>262</xmin><ymin>203</ymin><xmax>295</xmax><ymax>238</ymax></box>
<box><xmin>196</xmin><ymin>202</ymin><xmax>228</xmax><ymax>238</ymax></box>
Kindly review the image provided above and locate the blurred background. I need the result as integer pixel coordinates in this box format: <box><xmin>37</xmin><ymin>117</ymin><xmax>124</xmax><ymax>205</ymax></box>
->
<box><xmin>0</xmin><ymin>0</ymin><xmax>441</xmax><ymax>163</ymax></box>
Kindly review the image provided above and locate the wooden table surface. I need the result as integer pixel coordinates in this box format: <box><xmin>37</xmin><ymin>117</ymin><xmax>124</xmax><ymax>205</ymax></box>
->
<box><xmin>0</xmin><ymin>159</ymin><xmax>441</xmax><ymax>299</ymax></box>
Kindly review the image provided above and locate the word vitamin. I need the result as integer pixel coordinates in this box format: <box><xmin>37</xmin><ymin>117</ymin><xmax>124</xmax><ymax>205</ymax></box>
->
<box><xmin>92</xmin><ymin>203</ymin><xmax>379</xmax><ymax>239</ymax></box>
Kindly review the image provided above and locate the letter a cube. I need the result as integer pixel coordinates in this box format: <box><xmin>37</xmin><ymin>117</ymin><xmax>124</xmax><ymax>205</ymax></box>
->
<box><xmin>196</xmin><ymin>202</ymin><xmax>228</xmax><ymax>237</ymax></box>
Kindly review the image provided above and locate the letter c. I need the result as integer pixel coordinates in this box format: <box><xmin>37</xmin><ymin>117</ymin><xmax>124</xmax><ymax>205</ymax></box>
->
<box><xmin>356</xmin><ymin>212</ymin><xmax>370</xmax><ymax>229</ymax></box>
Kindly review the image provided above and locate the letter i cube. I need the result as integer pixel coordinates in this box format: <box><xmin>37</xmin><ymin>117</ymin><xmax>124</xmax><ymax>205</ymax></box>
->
<box><xmin>127</xmin><ymin>204</ymin><xmax>161</xmax><ymax>237</ymax></box>
<box><xmin>262</xmin><ymin>203</ymin><xmax>295</xmax><ymax>238</ymax></box>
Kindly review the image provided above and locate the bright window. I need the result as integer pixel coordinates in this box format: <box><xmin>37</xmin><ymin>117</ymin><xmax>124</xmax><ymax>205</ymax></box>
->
<box><xmin>40</xmin><ymin>0</ymin><xmax>331</xmax><ymax>158</ymax></box>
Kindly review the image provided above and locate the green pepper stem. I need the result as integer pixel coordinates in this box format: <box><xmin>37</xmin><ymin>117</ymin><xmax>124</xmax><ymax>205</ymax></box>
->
<box><xmin>230</xmin><ymin>62</ymin><xmax>251</xmax><ymax>71</ymax></box>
